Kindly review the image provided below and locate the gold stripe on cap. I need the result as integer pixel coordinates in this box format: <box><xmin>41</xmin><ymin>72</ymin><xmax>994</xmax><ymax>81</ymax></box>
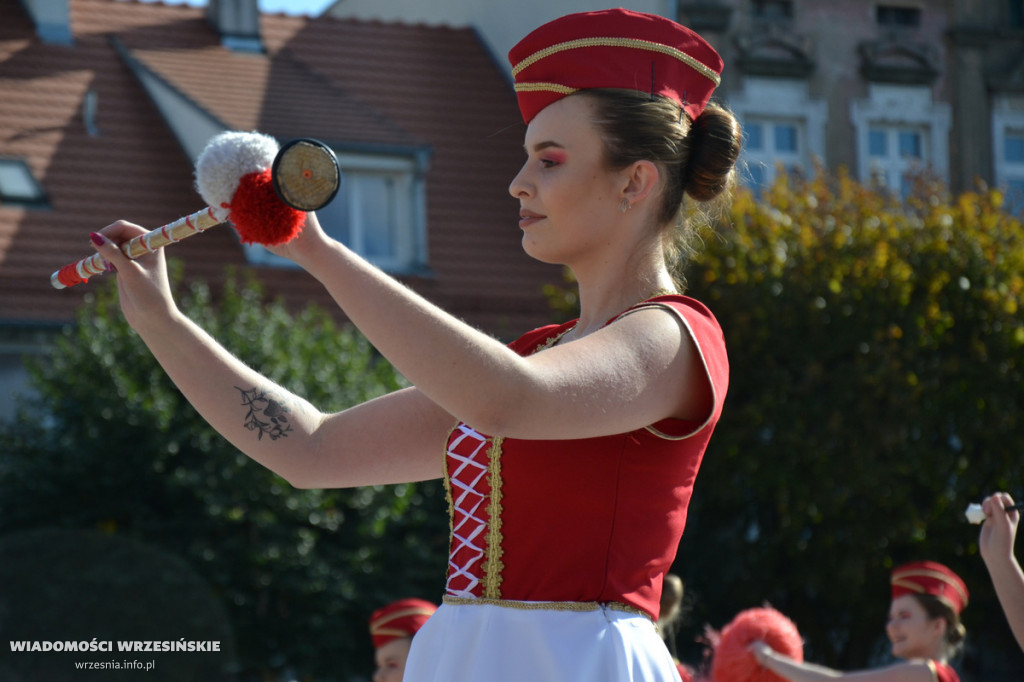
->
<box><xmin>370</xmin><ymin>626</ymin><xmax>414</xmax><ymax>638</ymax></box>
<box><xmin>369</xmin><ymin>606</ymin><xmax>437</xmax><ymax>633</ymax></box>
<box><xmin>514</xmin><ymin>82</ymin><xmax>579</xmax><ymax>95</ymax></box>
<box><xmin>512</xmin><ymin>36</ymin><xmax>721</xmax><ymax>86</ymax></box>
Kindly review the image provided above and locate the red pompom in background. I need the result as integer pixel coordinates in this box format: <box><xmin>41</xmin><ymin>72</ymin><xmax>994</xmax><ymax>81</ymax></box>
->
<box><xmin>710</xmin><ymin>607</ymin><xmax>803</xmax><ymax>682</ymax></box>
<box><xmin>229</xmin><ymin>169</ymin><xmax>305</xmax><ymax>246</ymax></box>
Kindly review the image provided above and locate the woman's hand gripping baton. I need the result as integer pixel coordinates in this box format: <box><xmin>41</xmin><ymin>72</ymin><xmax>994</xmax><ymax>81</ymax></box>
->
<box><xmin>50</xmin><ymin>133</ymin><xmax>339</xmax><ymax>289</ymax></box>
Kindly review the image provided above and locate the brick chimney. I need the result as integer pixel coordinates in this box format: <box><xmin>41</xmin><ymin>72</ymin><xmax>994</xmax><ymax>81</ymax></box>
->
<box><xmin>206</xmin><ymin>0</ymin><xmax>264</xmax><ymax>53</ymax></box>
<box><xmin>19</xmin><ymin>0</ymin><xmax>72</xmax><ymax>45</ymax></box>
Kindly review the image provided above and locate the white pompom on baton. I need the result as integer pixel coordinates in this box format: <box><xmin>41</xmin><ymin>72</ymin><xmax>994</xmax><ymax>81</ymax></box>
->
<box><xmin>965</xmin><ymin>500</ymin><xmax>1024</xmax><ymax>524</ymax></box>
<box><xmin>50</xmin><ymin>132</ymin><xmax>339</xmax><ymax>289</ymax></box>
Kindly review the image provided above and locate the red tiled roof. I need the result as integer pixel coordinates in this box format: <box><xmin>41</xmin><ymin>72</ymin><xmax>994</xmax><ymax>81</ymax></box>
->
<box><xmin>0</xmin><ymin>0</ymin><xmax>561</xmax><ymax>337</ymax></box>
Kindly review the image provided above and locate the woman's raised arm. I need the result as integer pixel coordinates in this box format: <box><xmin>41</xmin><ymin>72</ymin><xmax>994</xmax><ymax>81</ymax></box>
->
<box><xmin>92</xmin><ymin>222</ymin><xmax>449</xmax><ymax>488</ymax></box>
<box><xmin>273</xmin><ymin>213</ymin><xmax>711</xmax><ymax>441</ymax></box>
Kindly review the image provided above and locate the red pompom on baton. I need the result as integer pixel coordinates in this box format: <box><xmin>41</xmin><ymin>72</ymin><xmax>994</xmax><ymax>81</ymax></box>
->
<box><xmin>710</xmin><ymin>607</ymin><xmax>803</xmax><ymax>682</ymax></box>
<box><xmin>229</xmin><ymin>168</ymin><xmax>304</xmax><ymax>246</ymax></box>
<box><xmin>50</xmin><ymin>133</ymin><xmax>338</xmax><ymax>289</ymax></box>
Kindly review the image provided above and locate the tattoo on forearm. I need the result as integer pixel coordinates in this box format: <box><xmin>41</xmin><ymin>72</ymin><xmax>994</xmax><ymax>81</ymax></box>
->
<box><xmin>236</xmin><ymin>386</ymin><xmax>293</xmax><ymax>440</ymax></box>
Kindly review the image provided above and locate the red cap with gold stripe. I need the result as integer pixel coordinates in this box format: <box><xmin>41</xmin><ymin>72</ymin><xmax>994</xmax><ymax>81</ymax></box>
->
<box><xmin>369</xmin><ymin>598</ymin><xmax>438</xmax><ymax>648</ymax></box>
<box><xmin>508</xmin><ymin>8</ymin><xmax>723</xmax><ymax>124</ymax></box>
<box><xmin>891</xmin><ymin>561</ymin><xmax>969</xmax><ymax>615</ymax></box>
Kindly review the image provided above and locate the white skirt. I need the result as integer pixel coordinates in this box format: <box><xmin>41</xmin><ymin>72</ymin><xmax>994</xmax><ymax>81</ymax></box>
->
<box><xmin>403</xmin><ymin>600</ymin><xmax>683</xmax><ymax>682</ymax></box>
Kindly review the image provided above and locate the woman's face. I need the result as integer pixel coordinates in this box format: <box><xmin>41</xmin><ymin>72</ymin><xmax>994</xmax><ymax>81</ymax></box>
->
<box><xmin>885</xmin><ymin>594</ymin><xmax>945</xmax><ymax>660</ymax></box>
<box><xmin>373</xmin><ymin>637</ymin><xmax>412</xmax><ymax>682</ymax></box>
<box><xmin>508</xmin><ymin>94</ymin><xmax>631</xmax><ymax>266</ymax></box>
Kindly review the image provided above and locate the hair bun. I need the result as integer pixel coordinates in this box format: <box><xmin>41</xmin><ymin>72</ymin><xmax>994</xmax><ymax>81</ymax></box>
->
<box><xmin>683</xmin><ymin>104</ymin><xmax>742</xmax><ymax>203</ymax></box>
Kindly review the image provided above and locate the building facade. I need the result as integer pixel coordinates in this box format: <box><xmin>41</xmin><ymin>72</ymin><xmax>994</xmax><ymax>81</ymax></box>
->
<box><xmin>328</xmin><ymin>0</ymin><xmax>1024</xmax><ymax>210</ymax></box>
<box><xmin>679</xmin><ymin>0</ymin><xmax>1024</xmax><ymax>209</ymax></box>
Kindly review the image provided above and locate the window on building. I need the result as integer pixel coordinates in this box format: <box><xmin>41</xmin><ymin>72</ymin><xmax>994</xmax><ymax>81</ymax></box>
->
<box><xmin>323</xmin><ymin>170</ymin><xmax>409</xmax><ymax>267</ymax></box>
<box><xmin>1001</xmin><ymin>129</ymin><xmax>1024</xmax><ymax>214</ymax></box>
<box><xmin>245</xmin><ymin>151</ymin><xmax>428</xmax><ymax>272</ymax></box>
<box><xmin>0</xmin><ymin>158</ymin><xmax>47</xmax><ymax>207</ymax></box>
<box><xmin>730</xmin><ymin>78</ymin><xmax>827</xmax><ymax>194</ymax></box>
<box><xmin>993</xmin><ymin>95</ymin><xmax>1024</xmax><ymax>216</ymax></box>
<box><xmin>742</xmin><ymin>118</ymin><xmax>805</xmax><ymax>192</ymax></box>
<box><xmin>876</xmin><ymin>5</ymin><xmax>922</xmax><ymax>28</ymax></box>
<box><xmin>852</xmin><ymin>84</ymin><xmax>951</xmax><ymax>200</ymax></box>
<box><xmin>751</xmin><ymin>0</ymin><xmax>793</xmax><ymax>21</ymax></box>
<box><xmin>866</xmin><ymin>125</ymin><xmax>928</xmax><ymax>197</ymax></box>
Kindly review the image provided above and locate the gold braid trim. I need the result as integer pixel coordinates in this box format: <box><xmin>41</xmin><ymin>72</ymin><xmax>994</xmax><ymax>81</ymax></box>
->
<box><xmin>482</xmin><ymin>436</ymin><xmax>505</xmax><ymax>599</ymax></box>
<box><xmin>443</xmin><ymin>595</ymin><xmax>652</xmax><ymax>620</ymax></box>
<box><xmin>442</xmin><ymin>423</ymin><xmax>459</xmax><ymax>543</ymax></box>
<box><xmin>514</xmin><ymin>82</ymin><xmax>578</xmax><ymax>95</ymax></box>
<box><xmin>511</xmin><ymin>36</ymin><xmax>721</xmax><ymax>86</ymax></box>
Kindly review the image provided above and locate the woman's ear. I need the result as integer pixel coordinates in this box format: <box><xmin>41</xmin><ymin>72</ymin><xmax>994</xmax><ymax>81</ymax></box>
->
<box><xmin>621</xmin><ymin>159</ymin><xmax>661</xmax><ymax>206</ymax></box>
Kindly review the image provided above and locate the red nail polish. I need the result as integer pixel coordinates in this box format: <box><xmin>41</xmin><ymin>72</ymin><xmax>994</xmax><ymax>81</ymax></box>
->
<box><xmin>90</xmin><ymin>232</ymin><xmax>105</xmax><ymax>246</ymax></box>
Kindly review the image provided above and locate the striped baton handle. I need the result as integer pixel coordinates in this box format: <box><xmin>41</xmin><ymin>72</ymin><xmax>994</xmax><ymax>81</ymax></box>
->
<box><xmin>50</xmin><ymin>206</ymin><xmax>226</xmax><ymax>289</ymax></box>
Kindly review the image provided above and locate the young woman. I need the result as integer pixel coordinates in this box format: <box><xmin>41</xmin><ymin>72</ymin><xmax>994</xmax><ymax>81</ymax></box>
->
<box><xmin>751</xmin><ymin>561</ymin><xmax>969</xmax><ymax>682</ymax></box>
<box><xmin>90</xmin><ymin>9</ymin><xmax>741</xmax><ymax>682</ymax></box>
<box><xmin>368</xmin><ymin>598</ymin><xmax>437</xmax><ymax>682</ymax></box>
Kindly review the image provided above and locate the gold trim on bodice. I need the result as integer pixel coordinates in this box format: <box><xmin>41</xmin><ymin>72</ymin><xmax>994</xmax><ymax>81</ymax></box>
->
<box><xmin>482</xmin><ymin>436</ymin><xmax>505</xmax><ymax>598</ymax></box>
<box><xmin>442</xmin><ymin>595</ymin><xmax>652</xmax><ymax>621</ymax></box>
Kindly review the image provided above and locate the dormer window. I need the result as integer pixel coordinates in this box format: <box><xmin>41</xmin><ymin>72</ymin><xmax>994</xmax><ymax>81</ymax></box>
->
<box><xmin>244</xmin><ymin>148</ymin><xmax>430</xmax><ymax>274</ymax></box>
<box><xmin>0</xmin><ymin>159</ymin><xmax>47</xmax><ymax>207</ymax></box>
<box><xmin>320</xmin><ymin>153</ymin><xmax>426</xmax><ymax>273</ymax></box>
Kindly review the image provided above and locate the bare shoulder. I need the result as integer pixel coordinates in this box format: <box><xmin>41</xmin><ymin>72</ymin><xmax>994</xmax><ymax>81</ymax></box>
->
<box><xmin>604</xmin><ymin>303</ymin><xmax>691</xmax><ymax>350</ymax></box>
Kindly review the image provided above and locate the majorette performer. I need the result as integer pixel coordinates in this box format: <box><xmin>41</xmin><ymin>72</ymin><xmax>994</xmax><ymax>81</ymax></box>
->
<box><xmin>751</xmin><ymin>560</ymin><xmax>969</xmax><ymax>682</ymax></box>
<box><xmin>368</xmin><ymin>598</ymin><xmax>437</xmax><ymax>682</ymax></box>
<box><xmin>89</xmin><ymin>8</ymin><xmax>741</xmax><ymax>681</ymax></box>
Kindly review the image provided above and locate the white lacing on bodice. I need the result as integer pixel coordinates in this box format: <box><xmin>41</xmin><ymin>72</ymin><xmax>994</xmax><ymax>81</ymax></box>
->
<box><xmin>445</xmin><ymin>424</ymin><xmax>492</xmax><ymax>598</ymax></box>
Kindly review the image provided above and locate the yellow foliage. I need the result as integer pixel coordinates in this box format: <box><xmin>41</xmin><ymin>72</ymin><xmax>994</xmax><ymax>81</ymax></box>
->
<box><xmin>693</xmin><ymin>168</ymin><xmax>1024</xmax><ymax>351</ymax></box>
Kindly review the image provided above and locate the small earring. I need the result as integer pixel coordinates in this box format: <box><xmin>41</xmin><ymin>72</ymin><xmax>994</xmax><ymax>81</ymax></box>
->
<box><xmin>619</xmin><ymin>198</ymin><xmax>631</xmax><ymax>213</ymax></box>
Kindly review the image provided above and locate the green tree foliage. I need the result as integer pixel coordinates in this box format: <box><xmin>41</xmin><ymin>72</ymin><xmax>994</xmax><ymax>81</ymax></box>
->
<box><xmin>675</xmin><ymin>172</ymin><xmax>1024</xmax><ymax>673</ymax></box>
<box><xmin>0</xmin><ymin>268</ymin><xmax>449</xmax><ymax>681</ymax></box>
